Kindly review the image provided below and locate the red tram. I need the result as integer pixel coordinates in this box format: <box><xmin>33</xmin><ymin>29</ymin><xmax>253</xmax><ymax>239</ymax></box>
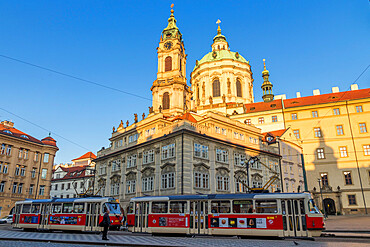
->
<box><xmin>127</xmin><ymin>193</ymin><xmax>324</xmax><ymax>238</ymax></box>
<box><xmin>13</xmin><ymin>197</ymin><xmax>123</xmax><ymax>231</ymax></box>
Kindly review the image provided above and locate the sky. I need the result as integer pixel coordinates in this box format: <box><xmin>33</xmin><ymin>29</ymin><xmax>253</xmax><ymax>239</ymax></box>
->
<box><xmin>0</xmin><ymin>1</ymin><xmax>369</xmax><ymax>164</ymax></box>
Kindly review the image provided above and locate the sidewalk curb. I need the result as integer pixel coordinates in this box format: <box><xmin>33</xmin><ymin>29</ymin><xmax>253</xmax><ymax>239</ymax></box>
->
<box><xmin>0</xmin><ymin>237</ymin><xmax>182</xmax><ymax>247</ymax></box>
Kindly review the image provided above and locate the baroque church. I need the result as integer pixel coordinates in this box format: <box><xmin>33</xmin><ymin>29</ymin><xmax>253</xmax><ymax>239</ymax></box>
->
<box><xmin>93</xmin><ymin>6</ymin><xmax>305</xmax><ymax>211</ymax></box>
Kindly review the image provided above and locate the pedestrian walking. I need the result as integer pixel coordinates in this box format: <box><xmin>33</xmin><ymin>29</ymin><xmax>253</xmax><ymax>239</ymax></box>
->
<box><xmin>100</xmin><ymin>208</ymin><xmax>111</xmax><ymax>240</ymax></box>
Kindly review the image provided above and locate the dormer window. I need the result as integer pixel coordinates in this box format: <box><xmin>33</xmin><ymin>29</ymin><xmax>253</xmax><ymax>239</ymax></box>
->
<box><xmin>3</xmin><ymin>130</ymin><xmax>12</xmax><ymax>135</ymax></box>
<box><xmin>20</xmin><ymin>135</ymin><xmax>29</xmax><ymax>139</ymax></box>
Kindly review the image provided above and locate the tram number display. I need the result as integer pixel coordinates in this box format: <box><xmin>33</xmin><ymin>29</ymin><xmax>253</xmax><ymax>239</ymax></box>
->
<box><xmin>210</xmin><ymin>217</ymin><xmax>267</xmax><ymax>228</ymax></box>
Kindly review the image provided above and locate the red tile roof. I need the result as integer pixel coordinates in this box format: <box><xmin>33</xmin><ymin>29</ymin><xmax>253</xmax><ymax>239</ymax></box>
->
<box><xmin>171</xmin><ymin>112</ymin><xmax>198</xmax><ymax>123</ymax></box>
<box><xmin>243</xmin><ymin>99</ymin><xmax>283</xmax><ymax>113</ymax></box>
<box><xmin>243</xmin><ymin>88</ymin><xmax>370</xmax><ymax>113</ymax></box>
<box><xmin>284</xmin><ymin>88</ymin><xmax>370</xmax><ymax>108</ymax></box>
<box><xmin>52</xmin><ymin>165</ymin><xmax>93</xmax><ymax>181</ymax></box>
<box><xmin>0</xmin><ymin>123</ymin><xmax>43</xmax><ymax>144</ymax></box>
<box><xmin>262</xmin><ymin>129</ymin><xmax>287</xmax><ymax>142</ymax></box>
<box><xmin>72</xmin><ymin>152</ymin><xmax>97</xmax><ymax>161</ymax></box>
<box><xmin>41</xmin><ymin>136</ymin><xmax>57</xmax><ymax>147</ymax></box>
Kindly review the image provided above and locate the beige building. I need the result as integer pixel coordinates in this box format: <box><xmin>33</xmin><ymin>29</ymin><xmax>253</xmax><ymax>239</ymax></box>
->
<box><xmin>95</xmin><ymin>111</ymin><xmax>282</xmax><ymax>211</ymax></box>
<box><xmin>263</xmin><ymin>128</ymin><xmax>305</xmax><ymax>193</ymax></box>
<box><xmin>50</xmin><ymin>152</ymin><xmax>96</xmax><ymax>198</ymax></box>
<box><xmin>0</xmin><ymin>120</ymin><xmax>58</xmax><ymax>217</ymax></box>
<box><xmin>231</xmin><ymin>85</ymin><xmax>370</xmax><ymax>214</ymax></box>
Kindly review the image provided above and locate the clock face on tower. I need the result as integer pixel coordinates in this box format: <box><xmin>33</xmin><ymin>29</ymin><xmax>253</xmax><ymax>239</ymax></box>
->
<box><xmin>164</xmin><ymin>42</ymin><xmax>173</xmax><ymax>50</ymax></box>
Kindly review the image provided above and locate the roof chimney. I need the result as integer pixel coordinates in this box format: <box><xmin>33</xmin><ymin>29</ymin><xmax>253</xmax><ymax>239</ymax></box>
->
<box><xmin>1</xmin><ymin>120</ymin><xmax>14</xmax><ymax>128</ymax></box>
<box><xmin>296</xmin><ymin>92</ymin><xmax>301</xmax><ymax>98</ymax></box>
<box><xmin>351</xmin><ymin>84</ymin><xmax>358</xmax><ymax>91</ymax></box>
<box><xmin>313</xmin><ymin>89</ymin><xmax>320</xmax><ymax>96</ymax></box>
<box><xmin>332</xmin><ymin>87</ymin><xmax>339</xmax><ymax>93</ymax></box>
<box><xmin>274</xmin><ymin>94</ymin><xmax>286</xmax><ymax>100</ymax></box>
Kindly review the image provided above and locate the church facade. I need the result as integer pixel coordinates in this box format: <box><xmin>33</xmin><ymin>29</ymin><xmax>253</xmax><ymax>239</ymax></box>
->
<box><xmin>93</xmin><ymin>7</ymin><xmax>305</xmax><ymax>212</ymax></box>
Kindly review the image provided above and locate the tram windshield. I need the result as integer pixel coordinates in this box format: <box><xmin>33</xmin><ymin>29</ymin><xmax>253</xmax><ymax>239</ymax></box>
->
<box><xmin>105</xmin><ymin>203</ymin><xmax>121</xmax><ymax>215</ymax></box>
<box><xmin>308</xmin><ymin>199</ymin><xmax>320</xmax><ymax>214</ymax></box>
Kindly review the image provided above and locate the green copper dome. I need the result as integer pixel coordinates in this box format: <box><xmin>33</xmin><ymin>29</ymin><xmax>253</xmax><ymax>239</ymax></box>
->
<box><xmin>193</xmin><ymin>50</ymin><xmax>248</xmax><ymax>71</ymax></box>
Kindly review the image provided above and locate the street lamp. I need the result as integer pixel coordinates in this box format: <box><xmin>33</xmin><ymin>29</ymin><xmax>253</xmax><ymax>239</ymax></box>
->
<box><xmin>317</xmin><ymin>178</ymin><xmax>327</xmax><ymax>218</ymax></box>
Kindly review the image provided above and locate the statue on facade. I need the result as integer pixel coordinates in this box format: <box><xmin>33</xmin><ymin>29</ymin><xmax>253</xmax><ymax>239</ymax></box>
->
<box><xmin>112</xmin><ymin>126</ymin><xmax>115</xmax><ymax>132</ymax></box>
<box><xmin>118</xmin><ymin>120</ymin><xmax>123</xmax><ymax>128</ymax></box>
<box><xmin>142</xmin><ymin>113</ymin><xmax>145</xmax><ymax>120</ymax></box>
<box><xmin>134</xmin><ymin>113</ymin><xmax>138</xmax><ymax>123</ymax></box>
<box><xmin>159</xmin><ymin>105</ymin><xmax>162</xmax><ymax>113</ymax></box>
<box><xmin>126</xmin><ymin>120</ymin><xmax>129</xmax><ymax>127</ymax></box>
<box><xmin>222</xmin><ymin>94</ymin><xmax>226</xmax><ymax>103</ymax></box>
<box><xmin>149</xmin><ymin>106</ymin><xmax>153</xmax><ymax>114</ymax></box>
<box><xmin>209</xmin><ymin>96</ymin><xmax>213</xmax><ymax>105</ymax></box>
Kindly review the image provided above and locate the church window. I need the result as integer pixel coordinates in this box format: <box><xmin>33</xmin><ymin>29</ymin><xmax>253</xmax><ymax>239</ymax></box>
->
<box><xmin>163</xmin><ymin>92</ymin><xmax>170</xmax><ymax>110</ymax></box>
<box><xmin>213</xmin><ymin>79</ymin><xmax>220</xmax><ymax>97</ymax></box>
<box><xmin>236</xmin><ymin>79</ymin><xmax>242</xmax><ymax>97</ymax></box>
<box><xmin>165</xmin><ymin>56</ymin><xmax>172</xmax><ymax>71</ymax></box>
<box><xmin>179</xmin><ymin>57</ymin><xmax>182</xmax><ymax>72</ymax></box>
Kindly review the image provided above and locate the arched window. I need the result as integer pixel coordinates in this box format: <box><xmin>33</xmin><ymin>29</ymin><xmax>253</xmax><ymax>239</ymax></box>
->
<box><xmin>213</xmin><ymin>79</ymin><xmax>221</xmax><ymax>97</ymax></box>
<box><xmin>163</xmin><ymin>92</ymin><xmax>170</xmax><ymax>110</ymax></box>
<box><xmin>165</xmin><ymin>56</ymin><xmax>172</xmax><ymax>72</ymax></box>
<box><xmin>197</xmin><ymin>87</ymin><xmax>200</xmax><ymax>100</ymax></box>
<box><xmin>236</xmin><ymin>79</ymin><xmax>242</xmax><ymax>97</ymax></box>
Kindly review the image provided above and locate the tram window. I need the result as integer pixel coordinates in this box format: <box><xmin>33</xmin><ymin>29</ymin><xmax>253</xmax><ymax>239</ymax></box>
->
<box><xmin>128</xmin><ymin>202</ymin><xmax>134</xmax><ymax>214</ymax></box>
<box><xmin>152</xmin><ymin>202</ymin><xmax>168</xmax><ymax>213</ymax></box>
<box><xmin>22</xmin><ymin>204</ymin><xmax>31</xmax><ymax>213</ymax></box>
<box><xmin>255</xmin><ymin>200</ymin><xmax>278</xmax><ymax>213</ymax></box>
<box><xmin>233</xmin><ymin>200</ymin><xmax>253</xmax><ymax>213</ymax></box>
<box><xmin>300</xmin><ymin>200</ymin><xmax>305</xmax><ymax>214</ymax></box>
<box><xmin>52</xmin><ymin>204</ymin><xmax>62</xmax><ymax>213</ymax></box>
<box><xmin>31</xmin><ymin>204</ymin><xmax>40</xmax><ymax>214</ymax></box>
<box><xmin>170</xmin><ymin>201</ymin><xmax>187</xmax><ymax>213</ymax></box>
<box><xmin>105</xmin><ymin>203</ymin><xmax>121</xmax><ymax>214</ymax></box>
<box><xmin>62</xmin><ymin>203</ymin><xmax>73</xmax><ymax>213</ymax></box>
<box><xmin>74</xmin><ymin>203</ymin><xmax>84</xmax><ymax>213</ymax></box>
<box><xmin>211</xmin><ymin>201</ymin><xmax>230</xmax><ymax>213</ymax></box>
<box><xmin>308</xmin><ymin>199</ymin><xmax>320</xmax><ymax>214</ymax></box>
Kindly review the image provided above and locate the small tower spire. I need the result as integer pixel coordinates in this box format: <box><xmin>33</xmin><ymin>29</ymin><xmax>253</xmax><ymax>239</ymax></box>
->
<box><xmin>162</xmin><ymin>3</ymin><xmax>182</xmax><ymax>41</ymax></box>
<box><xmin>261</xmin><ymin>59</ymin><xmax>274</xmax><ymax>102</ymax></box>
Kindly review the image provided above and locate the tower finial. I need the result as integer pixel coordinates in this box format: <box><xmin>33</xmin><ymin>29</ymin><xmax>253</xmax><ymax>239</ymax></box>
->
<box><xmin>263</xmin><ymin>58</ymin><xmax>266</xmax><ymax>70</ymax></box>
<box><xmin>171</xmin><ymin>3</ymin><xmax>174</xmax><ymax>15</ymax></box>
<box><xmin>216</xmin><ymin>19</ymin><xmax>221</xmax><ymax>34</ymax></box>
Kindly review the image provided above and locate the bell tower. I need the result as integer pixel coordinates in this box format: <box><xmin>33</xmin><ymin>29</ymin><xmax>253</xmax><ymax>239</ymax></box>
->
<box><xmin>261</xmin><ymin>59</ymin><xmax>274</xmax><ymax>102</ymax></box>
<box><xmin>151</xmin><ymin>4</ymin><xmax>191</xmax><ymax>115</ymax></box>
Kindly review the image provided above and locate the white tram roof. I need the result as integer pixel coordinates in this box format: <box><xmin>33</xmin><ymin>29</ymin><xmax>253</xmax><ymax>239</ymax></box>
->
<box><xmin>130</xmin><ymin>193</ymin><xmax>311</xmax><ymax>202</ymax></box>
<box><xmin>15</xmin><ymin>196</ymin><xmax>119</xmax><ymax>204</ymax></box>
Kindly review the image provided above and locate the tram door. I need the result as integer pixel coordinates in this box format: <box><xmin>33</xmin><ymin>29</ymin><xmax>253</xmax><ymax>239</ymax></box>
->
<box><xmin>190</xmin><ymin>201</ymin><xmax>208</xmax><ymax>235</ymax></box>
<box><xmin>281</xmin><ymin>199</ymin><xmax>307</xmax><ymax>237</ymax></box>
<box><xmin>86</xmin><ymin>203</ymin><xmax>100</xmax><ymax>231</ymax></box>
<box><xmin>39</xmin><ymin>204</ymin><xmax>50</xmax><ymax>229</ymax></box>
<box><xmin>134</xmin><ymin>202</ymin><xmax>149</xmax><ymax>232</ymax></box>
<box><xmin>14</xmin><ymin>204</ymin><xmax>21</xmax><ymax>225</ymax></box>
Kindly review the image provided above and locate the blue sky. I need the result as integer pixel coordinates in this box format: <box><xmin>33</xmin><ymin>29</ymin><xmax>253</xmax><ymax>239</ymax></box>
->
<box><xmin>0</xmin><ymin>1</ymin><xmax>369</xmax><ymax>164</ymax></box>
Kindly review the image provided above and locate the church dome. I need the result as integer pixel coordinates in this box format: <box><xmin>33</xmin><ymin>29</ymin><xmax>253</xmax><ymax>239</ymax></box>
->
<box><xmin>193</xmin><ymin>49</ymin><xmax>248</xmax><ymax>71</ymax></box>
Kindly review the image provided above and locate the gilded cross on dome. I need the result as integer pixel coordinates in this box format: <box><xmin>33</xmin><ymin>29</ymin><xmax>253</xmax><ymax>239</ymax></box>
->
<box><xmin>216</xmin><ymin>19</ymin><xmax>221</xmax><ymax>34</ymax></box>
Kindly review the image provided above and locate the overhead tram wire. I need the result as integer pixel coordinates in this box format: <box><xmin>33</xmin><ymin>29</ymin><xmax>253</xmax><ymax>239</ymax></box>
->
<box><xmin>0</xmin><ymin>107</ymin><xmax>90</xmax><ymax>151</ymax></box>
<box><xmin>0</xmin><ymin>54</ymin><xmax>153</xmax><ymax>103</ymax></box>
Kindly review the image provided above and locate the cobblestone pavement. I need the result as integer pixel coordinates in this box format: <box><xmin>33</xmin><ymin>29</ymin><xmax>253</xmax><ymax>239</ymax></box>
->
<box><xmin>325</xmin><ymin>215</ymin><xmax>370</xmax><ymax>232</ymax></box>
<box><xmin>0</xmin><ymin>230</ymin><xmax>369</xmax><ymax>247</ymax></box>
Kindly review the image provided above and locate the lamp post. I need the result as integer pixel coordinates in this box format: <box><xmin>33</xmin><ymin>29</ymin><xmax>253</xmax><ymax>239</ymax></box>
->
<box><xmin>318</xmin><ymin>178</ymin><xmax>327</xmax><ymax>218</ymax></box>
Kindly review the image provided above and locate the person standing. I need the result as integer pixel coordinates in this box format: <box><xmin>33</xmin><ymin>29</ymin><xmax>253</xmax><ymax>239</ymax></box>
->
<box><xmin>101</xmin><ymin>208</ymin><xmax>110</xmax><ymax>240</ymax></box>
